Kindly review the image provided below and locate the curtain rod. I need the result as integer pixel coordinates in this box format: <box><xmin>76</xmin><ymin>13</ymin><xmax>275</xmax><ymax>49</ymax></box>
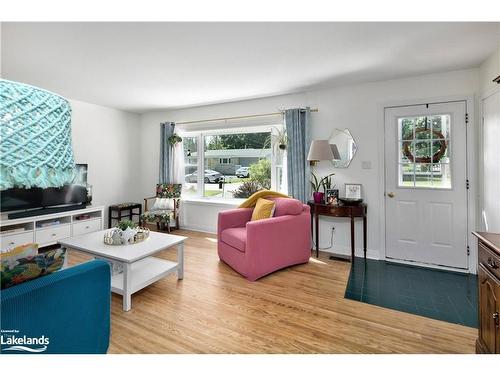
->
<box><xmin>175</xmin><ymin>108</ymin><xmax>318</xmax><ymax>126</ymax></box>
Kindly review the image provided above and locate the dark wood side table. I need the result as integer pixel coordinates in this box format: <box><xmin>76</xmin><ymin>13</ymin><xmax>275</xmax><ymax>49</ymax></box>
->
<box><xmin>308</xmin><ymin>201</ymin><xmax>367</xmax><ymax>261</ymax></box>
<box><xmin>472</xmin><ymin>231</ymin><xmax>500</xmax><ymax>354</ymax></box>
<box><xmin>108</xmin><ymin>202</ymin><xmax>142</xmax><ymax>228</ymax></box>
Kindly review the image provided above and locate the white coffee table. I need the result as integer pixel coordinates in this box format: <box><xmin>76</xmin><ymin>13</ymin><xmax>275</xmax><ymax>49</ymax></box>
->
<box><xmin>59</xmin><ymin>230</ymin><xmax>186</xmax><ymax>311</ymax></box>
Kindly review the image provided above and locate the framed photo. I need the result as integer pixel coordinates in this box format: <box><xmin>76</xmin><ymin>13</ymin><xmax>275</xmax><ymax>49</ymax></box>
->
<box><xmin>325</xmin><ymin>189</ymin><xmax>339</xmax><ymax>205</ymax></box>
<box><xmin>345</xmin><ymin>183</ymin><xmax>362</xmax><ymax>199</ymax></box>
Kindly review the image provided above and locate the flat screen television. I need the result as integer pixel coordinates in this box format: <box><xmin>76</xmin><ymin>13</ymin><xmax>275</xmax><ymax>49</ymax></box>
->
<box><xmin>0</xmin><ymin>164</ymin><xmax>88</xmax><ymax>213</ymax></box>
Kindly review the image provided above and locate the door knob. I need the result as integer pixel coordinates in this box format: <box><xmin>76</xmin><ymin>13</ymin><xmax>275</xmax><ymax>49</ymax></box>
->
<box><xmin>493</xmin><ymin>312</ymin><xmax>499</xmax><ymax>326</ymax></box>
<box><xmin>387</xmin><ymin>192</ymin><xmax>395</xmax><ymax>198</ymax></box>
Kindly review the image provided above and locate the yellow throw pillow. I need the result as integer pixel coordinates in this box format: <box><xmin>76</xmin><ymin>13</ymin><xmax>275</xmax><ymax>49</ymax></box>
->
<box><xmin>251</xmin><ymin>198</ymin><xmax>276</xmax><ymax>221</ymax></box>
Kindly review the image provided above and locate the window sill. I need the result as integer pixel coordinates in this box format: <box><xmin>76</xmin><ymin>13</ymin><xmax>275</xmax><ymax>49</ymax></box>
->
<box><xmin>181</xmin><ymin>197</ymin><xmax>244</xmax><ymax>207</ymax></box>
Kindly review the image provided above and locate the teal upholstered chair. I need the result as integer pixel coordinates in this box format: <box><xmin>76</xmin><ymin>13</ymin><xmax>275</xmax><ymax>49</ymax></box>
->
<box><xmin>142</xmin><ymin>184</ymin><xmax>181</xmax><ymax>232</ymax></box>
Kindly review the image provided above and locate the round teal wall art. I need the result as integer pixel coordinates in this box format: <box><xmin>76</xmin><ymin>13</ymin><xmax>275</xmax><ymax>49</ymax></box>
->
<box><xmin>0</xmin><ymin>79</ymin><xmax>77</xmax><ymax>190</ymax></box>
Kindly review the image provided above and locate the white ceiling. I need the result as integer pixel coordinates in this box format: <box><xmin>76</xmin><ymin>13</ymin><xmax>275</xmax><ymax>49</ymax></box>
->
<box><xmin>1</xmin><ymin>22</ymin><xmax>499</xmax><ymax>113</ymax></box>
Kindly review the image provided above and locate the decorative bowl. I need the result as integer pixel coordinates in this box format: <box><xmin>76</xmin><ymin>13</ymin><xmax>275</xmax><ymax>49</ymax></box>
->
<box><xmin>339</xmin><ymin>198</ymin><xmax>363</xmax><ymax>206</ymax></box>
<box><xmin>104</xmin><ymin>227</ymin><xmax>150</xmax><ymax>246</ymax></box>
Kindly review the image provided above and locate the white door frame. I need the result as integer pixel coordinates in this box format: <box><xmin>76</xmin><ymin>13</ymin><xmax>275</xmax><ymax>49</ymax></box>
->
<box><xmin>479</xmin><ymin>85</ymin><xmax>500</xmax><ymax>234</ymax></box>
<box><xmin>377</xmin><ymin>94</ymin><xmax>477</xmax><ymax>274</ymax></box>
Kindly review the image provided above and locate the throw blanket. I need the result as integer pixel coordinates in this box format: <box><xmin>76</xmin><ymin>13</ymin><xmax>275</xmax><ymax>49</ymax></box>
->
<box><xmin>238</xmin><ymin>190</ymin><xmax>290</xmax><ymax>208</ymax></box>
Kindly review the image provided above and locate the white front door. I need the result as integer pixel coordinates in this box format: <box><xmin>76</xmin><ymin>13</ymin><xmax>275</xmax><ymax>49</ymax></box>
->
<box><xmin>384</xmin><ymin>101</ymin><xmax>468</xmax><ymax>269</ymax></box>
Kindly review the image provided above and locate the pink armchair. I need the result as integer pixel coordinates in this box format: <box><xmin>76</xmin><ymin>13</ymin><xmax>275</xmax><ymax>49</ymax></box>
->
<box><xmin>217</xmin><ymin>198</ymin><xmax>311</xmax><ymax>281</ymax></box>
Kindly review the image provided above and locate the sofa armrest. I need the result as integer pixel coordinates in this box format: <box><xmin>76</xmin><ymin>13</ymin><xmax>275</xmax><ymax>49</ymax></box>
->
<box><xmin>217</xmin><ymin>208</ymin><xmax>253</xmax><ymax>236</ymax></box>
<box><xmin>0</xmin><ymin>260</ymin><xmax>111</xmax><ymax>354</ymax></box>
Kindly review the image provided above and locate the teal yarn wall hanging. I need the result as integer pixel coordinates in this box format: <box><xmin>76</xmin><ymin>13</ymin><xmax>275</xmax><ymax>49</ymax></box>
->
<box><xmin>0</xmin><ymin>79</ymin><xmax>77</xmax><ymax>190</ymax></box>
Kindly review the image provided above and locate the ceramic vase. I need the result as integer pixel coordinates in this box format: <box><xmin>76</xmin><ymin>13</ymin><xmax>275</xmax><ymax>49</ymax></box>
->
<box><xmin>313</xmin><ymin>192</ymin><xmax>324</xmax><ymax>203</ymax></box>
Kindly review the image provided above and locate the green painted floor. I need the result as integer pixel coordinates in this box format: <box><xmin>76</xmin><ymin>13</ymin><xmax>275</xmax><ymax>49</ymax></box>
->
<box><xmin>344</xmin><ymin>258</ymin><xmax>478</xmax><ymax>328</ymax></box>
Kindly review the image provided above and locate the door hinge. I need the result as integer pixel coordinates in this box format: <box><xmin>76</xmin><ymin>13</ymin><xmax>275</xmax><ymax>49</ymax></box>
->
<box><xmin>466</xmin><ymin>179</ymin><xmax>470</xmax><ymax>190</ymax></box>
<box><xmin>467</xmin><ymin>246</ymin><xmax>470</xmax><ymax>256</ymax></box>
<box><xmin>465</xmin><ymin>113</ymin><xmax>469</xmax><ymax>124</ymax></box>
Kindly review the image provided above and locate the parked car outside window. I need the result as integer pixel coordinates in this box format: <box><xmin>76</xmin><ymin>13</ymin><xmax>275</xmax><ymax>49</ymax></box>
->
<box><xmin>185</xmin><ymin>170</ymin><xmax>224</xmax><ymax>183</ymax></box>
<box><xmin>235</xmin><ymin>167</ymin><xmax>250</xmax><ymax>178</ymax></box>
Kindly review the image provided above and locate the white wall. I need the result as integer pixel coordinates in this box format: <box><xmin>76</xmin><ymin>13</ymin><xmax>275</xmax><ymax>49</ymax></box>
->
<box><xmin>70</xmin><ymin>99</ymin><xmax>141</xmax><ymax>225</ymax></box>
<box><xmin>479</xmin><ymin>42</ymin><xmax>500</xmax><ymax>96</ymax></box>
<box><xmin>479</xmin><ymin>42</ymin><xmax>500</xmax><ymax>233</ymax></box>
<box><xmin>139</xmin><ymin>68</ymin><xmax>479</xmax><ymax>260</ymax></box>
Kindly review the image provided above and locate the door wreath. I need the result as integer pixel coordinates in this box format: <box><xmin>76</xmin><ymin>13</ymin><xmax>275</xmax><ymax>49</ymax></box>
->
<box><xmin>402</xmin><ymin>129</ymin><xmax>447</xmax><ymax>163</ymax></box>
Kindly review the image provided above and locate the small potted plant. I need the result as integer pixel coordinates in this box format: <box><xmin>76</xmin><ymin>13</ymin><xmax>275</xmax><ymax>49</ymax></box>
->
<box><xmin>274</xmin><ymin>127</ymin><xmax>287</xmax><ymax>151</ymax></box>
<box><xmin>117</xmin><ymin>219</ymin><xmax>138</xmax><ymax>244</ymax></box>
<box><xmin>168</xmin><ymin>133</ymin><xmax>183</xmax><ymax>147</ymax></box>
<box><xmin>310</xmin><ymin>172</ymin><xmax>335</xmax><ymax>203</ymax></box>
<box><xmin>117</xmin><ymin>219</ymin><xmax>137</xmax><ymax>231</ymax></box>
<box><xmin>264</xmin><ymin>127</ymin><xmax>288</xmax><ymax>155</ymax></box>
<box><xmin>321</xmin><ymin>175</ymin><xmax>337</xmax><ymax>192</ymax></box>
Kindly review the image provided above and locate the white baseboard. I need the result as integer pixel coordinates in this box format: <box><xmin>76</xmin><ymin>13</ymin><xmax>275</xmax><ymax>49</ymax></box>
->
<box><xmin>180</xmin><ymin>227</ymin><xmax>380</xmax><ymax>259</ymax></box>
<box><xmin>317</xmin><ymin>245</ymin><xmax>380</xmax><ymax>260</ymax></box>
<box><xmin>174</xmin><ymin>226</ymin><xmax>474</xmax><ymax>274</ymax></box>
<box><xmin>180</xmin><ymin>224</ymin><xmax>217</xmax><ymax>235</ymax></box>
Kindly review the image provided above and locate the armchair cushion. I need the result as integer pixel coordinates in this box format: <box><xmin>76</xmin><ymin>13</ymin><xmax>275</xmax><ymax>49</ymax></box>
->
<box><xmin>152</xmin><ymin>197</ymin><xmax>174</xmax><ymax>210</ymax></box>
<box><xmin>218</xmin><ymin>208</ymin><xmax>253</xmax><ymax>232</ymax></box>
<box><xmin>269</xmin><ymin>197</ymin><xmax>303</xmax><ymax>217</ymax></box>
<box><xmin>250</xmin><ymin>198</ymin><xmax>275</xmax><ymax>221</ymax></box>
<box><xmin>142</xmin><ymin>209</ymin><xmax>174</xmax><ymax>223</ymax></box>
<box><xmin>220</xmin><ymin>227</ymin><xmax>247</xmax><ymax>252</ymax></box>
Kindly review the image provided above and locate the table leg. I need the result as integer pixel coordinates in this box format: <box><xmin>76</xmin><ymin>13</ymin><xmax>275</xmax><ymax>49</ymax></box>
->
<box><xmin>315</xmin><ymin>212</ymin><xmax>319</xmax><ymax>258</ymax></box>
<box><xmin>177</xmin><ymin>242</ymin><xmax>184</xmax><ymax>280</ymax></box>
<box><xmin>350</xmin><ymin>216</ymin><xmax>355</xmax><ymax>261</ymax></box>
<box><xmin>123</xmin><ymin>262</ymin><xmax>132</xmax><ymax>311</ymax></box>
<box><xmin>363</xmin><ymin>214</ymin><xmax>367</xmax><ymax>259</ymax></box>
<box><xmin>310</xmin><ymin>206</ymin><xmax>313</xmax><ymax>254</ymax></box>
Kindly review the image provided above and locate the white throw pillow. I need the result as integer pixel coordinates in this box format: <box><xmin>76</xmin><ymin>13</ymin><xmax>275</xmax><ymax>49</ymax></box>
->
<box><xmin>152</xmin><ymin>198</ymin><xmax>174</xmax><ymax>210</ymax></box>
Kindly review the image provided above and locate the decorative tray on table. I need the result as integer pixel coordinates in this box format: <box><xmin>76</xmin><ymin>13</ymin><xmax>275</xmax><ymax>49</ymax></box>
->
<box><xmin>338</xmin><ymin>198</ymin><xmax>363</xmax><ymax>206</ymax></box>
<box><xmin>103</xmin><ymin>227</ymin><xmax>150</xmax><ymax>246</ymax></box>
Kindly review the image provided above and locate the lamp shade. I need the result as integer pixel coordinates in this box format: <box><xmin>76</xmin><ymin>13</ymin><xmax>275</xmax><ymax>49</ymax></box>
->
<box><xmin>307</xmin><ymin>140</ymin><xmax>334</xmax><ymax>161</ymax></box>
<box><xmin>0</xmin><ymin>79</ymin><xmax>76</xmax><ymax>190</ymax></box>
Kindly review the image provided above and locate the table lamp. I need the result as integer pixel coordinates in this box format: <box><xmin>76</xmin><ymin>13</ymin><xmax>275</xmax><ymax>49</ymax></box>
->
<box><xmin>307</xmin><ymin>140</ymin><xmax>334</xmax><ymax>165</ymax></box>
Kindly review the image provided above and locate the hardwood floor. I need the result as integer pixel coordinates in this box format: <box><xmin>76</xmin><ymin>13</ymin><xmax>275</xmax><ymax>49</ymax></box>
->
<box><xmin>68</xmin><ymin>229</ymin><xmax>477</xmax><ymax>353</ymax></box>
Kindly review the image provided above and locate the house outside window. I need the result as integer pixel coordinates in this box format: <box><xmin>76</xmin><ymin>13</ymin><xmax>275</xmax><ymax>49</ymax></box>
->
<box><xmin>180</xmin><ymin>125</ymin><xmax>285</xmax><ymax>200</ymax></box>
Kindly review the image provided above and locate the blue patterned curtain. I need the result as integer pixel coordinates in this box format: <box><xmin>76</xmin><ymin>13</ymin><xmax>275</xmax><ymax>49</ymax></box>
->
<box><xmin>159</xmin><ymin>122</ymin><xmax>175</xmax><ymax>184</ymax></box>
<box><xmin>285</xmin><ymin>108</ymin><xmax>311</xmax><ymax>203</ymax></box>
